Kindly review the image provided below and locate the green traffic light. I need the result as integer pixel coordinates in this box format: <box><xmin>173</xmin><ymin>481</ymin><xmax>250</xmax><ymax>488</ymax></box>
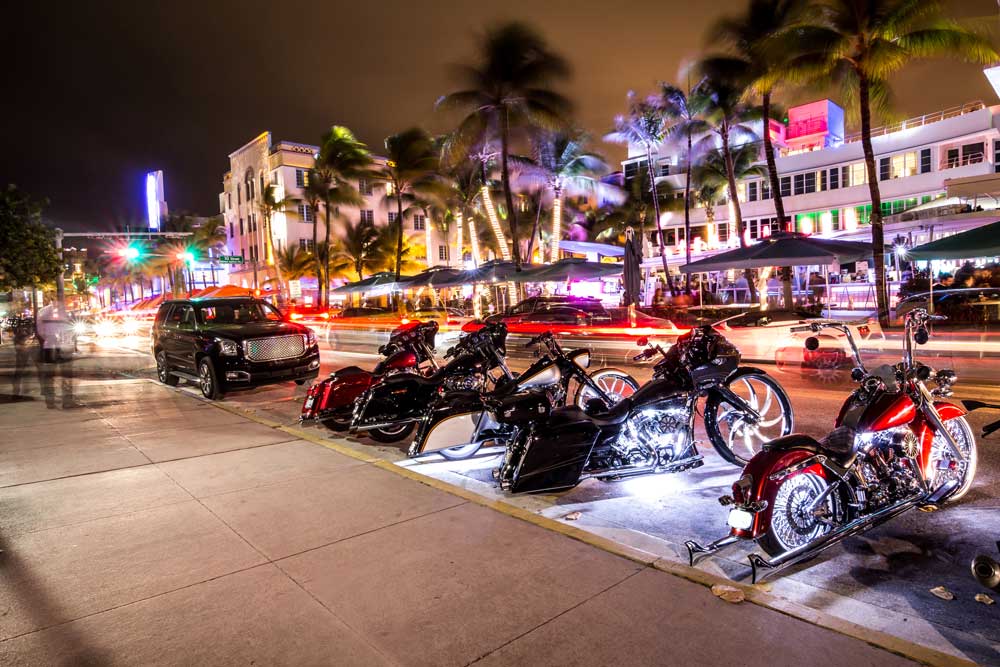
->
<box><xmin>121</xmin><ymin>245</ymin><xmax>141</xmax><ymax>260</ymax></box>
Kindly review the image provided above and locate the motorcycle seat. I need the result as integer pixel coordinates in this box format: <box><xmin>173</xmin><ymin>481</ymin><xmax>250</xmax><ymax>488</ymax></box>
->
<box><xmin>763</xmin><ymin>428</ymin><xmax>857</xmax><ymax>467</ymax></box>
<box><xmin>582</xmin><ymin>397</ymin><xmax>633</xmax><ymax>426</ymax></box>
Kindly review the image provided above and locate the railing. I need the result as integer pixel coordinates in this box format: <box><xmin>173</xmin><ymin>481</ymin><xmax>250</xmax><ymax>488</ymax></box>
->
<box><xmin>843</xmin><ymin>102</ymin><xmax>985</xmax><ymax>144</ymax></box>
<box><xmin>940</xmin><ymin>152</ymin><xmax>986</xmax><ymax>170</ymax></box>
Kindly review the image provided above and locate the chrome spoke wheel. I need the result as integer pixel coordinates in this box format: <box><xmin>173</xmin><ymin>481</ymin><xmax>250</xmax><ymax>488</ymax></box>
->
<box><xmin>577</xmin><ymin>370</ymin><xmax>639</xmax><ymax>408</ymax></box>
<box><xmin>717</xmin><ymin>375</ymin><xmax>792</xmax><ymax>461</ymax></box>
<box><xmin>769</xmin><ymin>472</ymin><xmax>833</xmax><ymax>552</ymax></box>
<box><xmin>927</xmin><ymin>415</ymin><xmax>978</xmax><ymax>502</ymax></box>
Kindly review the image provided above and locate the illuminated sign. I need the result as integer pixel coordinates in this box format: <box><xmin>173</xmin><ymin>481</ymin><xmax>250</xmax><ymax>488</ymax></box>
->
<box><xmin>146</xmin><ymin>170</ymin><xmax>167</xmax><ymax>230</ymax></box>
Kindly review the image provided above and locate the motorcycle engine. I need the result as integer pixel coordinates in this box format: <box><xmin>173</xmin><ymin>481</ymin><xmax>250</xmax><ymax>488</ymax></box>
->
<box><xmin>854</xmin><ymin>428</ymin><xmax>923</xmax><ymax>510</ymax></box>
<box><xmin>443</xmin><ymin>373</ymin><xmax>485</xmax><ymax>392</ymax></box>
<box><xmin>617</xmin><ymin>399</ymin><xmax>692</xmax><ymax>466</ymax></box>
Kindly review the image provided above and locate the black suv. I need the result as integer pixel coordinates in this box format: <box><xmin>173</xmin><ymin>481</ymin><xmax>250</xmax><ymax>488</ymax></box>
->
<box><xmin>150</xmin><ymin>297</ymin><xmax>320</xmax><ymax>399</ymax></box>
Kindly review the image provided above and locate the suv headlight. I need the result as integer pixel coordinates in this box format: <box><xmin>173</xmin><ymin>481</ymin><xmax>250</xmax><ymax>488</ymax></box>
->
<box><xmin>306</xmin><ymin>331</ymin><xmax>317</xmax><ymax>347</ymax></box>
<box><xmin>217</xmin><ymin>338</ymin><xmax>239</xmax><ymax>356</ymax></box>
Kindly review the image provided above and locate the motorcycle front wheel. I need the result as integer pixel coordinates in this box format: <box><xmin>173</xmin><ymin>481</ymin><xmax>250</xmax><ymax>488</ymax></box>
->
<box><xmin>928</xmin><ymin>415</ymin><xmax>978</xmax><ymax>502</ymax></box>
<box><xmin>760</xmin><ymin>470</ymin><xmax>837</xmax><ymax>558</ymax></box>
<box><xmin>574</xmin><ymin>369</ymin><xmax>639</xmax><ymax>409</ymax></box>
<box><xmin>705</xmin><ymin>372</ymin><xmax>793</xmax><ymax>466</ymax></box>
<box><xmin>367</xmin><ymin>422</ymin><xmax>416</xmax><ymax>443</ymax></box>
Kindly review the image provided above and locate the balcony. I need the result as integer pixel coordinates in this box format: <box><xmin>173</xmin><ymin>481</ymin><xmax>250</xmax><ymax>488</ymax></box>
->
<box><xmin>843</xmin><ymin>102</ymin><xmax>985</xmax><ymax>144</ymax></box>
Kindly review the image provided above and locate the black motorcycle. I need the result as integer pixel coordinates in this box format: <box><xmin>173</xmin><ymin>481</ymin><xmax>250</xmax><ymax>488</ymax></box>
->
<box><xmin>350</xmin><ymin>321</ymin><xmax>512</xmax><ymax>443</ymax></box>
<box><xmin>408</xmin><ymin>331</ymin><xmax>639</xmax><ymax>460</ymax></box>
<box><xmin>496</xmin><ymin>325</ymin><xmax>794</xmax><ymax>494</ymax></box>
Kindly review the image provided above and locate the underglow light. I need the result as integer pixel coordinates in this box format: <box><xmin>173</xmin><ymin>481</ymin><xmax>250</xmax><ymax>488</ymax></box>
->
<box><xmin>844</xmin><ymin>207</ymin><xmax>858</xmax><ymax>232</ymax></box>
<box><xmin>480</xmin><ymin>187</ymin><xmax>510</xmax><ymax>261</ymax></box>
<box><xmin>550</xmin><ymin>195</ymin><xmax>562</xmax><ymax>262</ymax></box>
<box><xmin>455</xmin><ymin>211</ymin><xmax>464</xmax><ymax>268</ymax></box>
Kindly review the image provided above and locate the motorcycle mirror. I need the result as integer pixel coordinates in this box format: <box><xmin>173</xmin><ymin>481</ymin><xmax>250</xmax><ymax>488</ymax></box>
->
<box><xmin>636</xmin><ymin>337</ymin><xmax>648</xmax><ymax>347</ymax></box>
<box><xmin>914</xmin><ymin>327</ymin><xmax>929</xmax><ymax>345</ymax></box>
<box><xmin>851</xmin><ymin>367</ymin><xmax>865</xmax><ymax>382</ymax></box>
<box><xmin>916</xmin><ymin>365</ymin><xmax>932</xmax><ymax>381</ymax></box>
<box><xmin>804</xmin><ymin>336</ymin><xmax>820</xmax><ymax>351</ymax></box>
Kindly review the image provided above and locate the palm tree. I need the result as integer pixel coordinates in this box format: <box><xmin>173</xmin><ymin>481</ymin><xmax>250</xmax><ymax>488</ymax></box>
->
<box><xmin>662</xmin><ymin>80</ymin><xmax>711</xmax><ymax>287</ymax></box>
<box><xmin>693</xmin><ymin>143</ymin><xmax>766</xmax><ymax>235</ymax></box>
<box><xmin>437</xmin><ymin>22</ymin><xmax>572</xmax><ymax>271</ymax></box>
<box><xmin>374</xmin><ymin>128</ymin><xmax>446</xmax><ymax>280</ymax></box>
<box><xmin>301</xmin><ymin>173</ymin><xmax>325</xmax><ymax>255</ymax></box>
<box><xmin>605</xmin><ymin>92</ymin><xmax>677</xmax><ymax>293</ymax></box>
<box><xmin>315</xmin><ymin>126</ymin><xmax>371</xmax><ymax>308</ymax></box>
<box><xmin>589</xmin><ymin>170</ymin><xmax>675</xmax><ymax>249</ymax></box>
<box><xmin>702</xmin><ymin>0</ymin><xmax>807</xmax><ymax>309</ymax></box>
<box><xmin>268</xmin><ymin>245</ymin><xmax>314</xmax><ymax>296</ymax></box>
<box><xmin>329</xmin><ymin>220</ymin><xmax>381</xmax><ymax>282</ymax></box>
<box><xmin>516</xmin><ymin>130</ymin><xmax>621</xmax><ymax>262</ymax></box>
<box><xmin>693</xmin><ymin>74</ymin><xmax>762</xmax><ymax>301</ymax></box>
<box><xmin>784</xmin><ymin>0</ymin><xmax>997</xmax><ymax>326</ymax></box>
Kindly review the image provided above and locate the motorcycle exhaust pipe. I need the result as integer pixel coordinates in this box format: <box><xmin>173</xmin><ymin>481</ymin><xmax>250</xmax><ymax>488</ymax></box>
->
<box><xmin>748</xmin><ymin>493</ymin><xmax>926</xmax><ymax>583</ymax></box>
<box><xmin>972</xmin><ymin>541</ymin><xmax>1000</xmax><ymax>591</ymax></box>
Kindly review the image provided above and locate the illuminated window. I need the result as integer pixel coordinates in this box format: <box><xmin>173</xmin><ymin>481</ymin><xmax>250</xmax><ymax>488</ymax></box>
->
<box><xmin>891</xmin><ymin>152</ymin><xmax>918</xmax><ymax>178</ymax></box>
<box><xmin>737</xmin><ymin>182</ymin><xmax>746</xmax><ymax>202</ymax></box>
<box><xmin>848</xmin><ymin>162</ymin><xmax>867</xmax><ymax>186</ymax></box>
<box><xmin>295</xmin><ymin>169</ymin><xmax>307</xmax><ymax>188</ymax></box>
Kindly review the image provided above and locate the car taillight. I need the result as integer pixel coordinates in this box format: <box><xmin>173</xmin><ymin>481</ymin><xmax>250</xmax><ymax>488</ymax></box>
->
<box><xmin>858</xmin><ymin>325</ymin><xmax>870</xmax><ymax>337</ymax></box>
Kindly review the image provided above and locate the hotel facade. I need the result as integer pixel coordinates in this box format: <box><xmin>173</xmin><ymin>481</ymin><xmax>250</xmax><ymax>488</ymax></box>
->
<box><xmin>219</xmin><ymin>132</ymin><xmax>457</xmax><ymax>297</ymax></box>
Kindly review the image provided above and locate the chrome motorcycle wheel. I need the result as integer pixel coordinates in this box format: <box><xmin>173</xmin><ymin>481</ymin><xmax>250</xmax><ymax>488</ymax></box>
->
<box><xmin>761</xmin><ymin>471</ymin><xmax>834</xmax><ymax>556</ymax></box>
<box><xmin>928</xmin><ymin>415</ymin><xmax>978</xmax><ymax>502</ymax></box>
<box><xmin>706</xmin><ymin>374</ymin><xmax>793</xmax><ymax>465</ymax></box>
<box><xmin>575</xmin><ymin>369</ymin><xmax>639</xmax><ymax>408</ymax></box>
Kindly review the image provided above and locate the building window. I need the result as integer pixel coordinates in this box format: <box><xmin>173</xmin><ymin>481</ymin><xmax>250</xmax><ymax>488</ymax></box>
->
<box><xmin>229</xmin><ymin>222</ymin><xmax>234</xmax><ymax>238</ymax></box>
<box><xmin>237</xmin><ymin>184</ymin><xmax>241</xmax><ymax>204</ymax></box>
<box><xmin>890</xmin><ymin>151</ymin><xmax>918</xmax><ymax>179</ymax></box>
<box><xmin>779</xmin><ymin>176</ymin><xmax>791</xmax><ymax>198</ymax></box>
<box><xmin>438</xmin><ymin>245</ymin><xmax>449</xmax><ymax>261</ymax></box>
<box><xmin>360</xmin><ymin>210</ymin><xmax>374</xmax><ymax>225</ymax></box>
<box><xmin>962</xmin><ymin>142</ymin><xmax>985</xmax><ymax>165</ymax></box>
<box><xmin>804</xmin><ymin>172</ymin><xmax>816</xmax><ymax>193</ymax></box>
<box><xmin>413</xmin><ymin>214</ymin><xmax>426</xmax><ymax>230</ymax></box>
<box><xmin>819</xmin><ymin>170</ymin><xmax>827</xmax><ymax>191</ymax></box>
<box><xmin>717</xmin><ymin>222</ymin><xmax>729</xmax><ymax>243</ymax></box>
<box><xmin>747</xmin><ymin>182</ymin><xmax>758</xmax><ymax>202</ymax></box>
<box><xmin>846</xmin><ymin>162</ymin><xmax>867</xmax><ymax>187</ymax></box>
<box><xmin>297</xmin><ymin>204</ymin><xmax>314</xmax><ymax>223</ymax></box>
<box><xmin>295</xmin><ymin>169</ymin><xmax>307</xmax><ymax>188</ymax></box>
<box><xmin>760</xmin><ymin>181</ymin><xmax>771</xmax><ymax>200</ymax></box>
<box><xmin>749</xmin><ymin>219</ymin><xmax>759</xmax><ymax>238</ymax></box>
<box><xmin>623</xmin><ymin>162</ymin><xmax>640</xmax><ymax>181</ymax></box>
<box><xmin>879</xmin><ymin>157</ymin><xmax>891</xmax><ymax>181</ymax></box>
<box><xmin>829</xmin><ymin>167</ymin><xmax>839</xmax><ymax>190</ymax></box>
<box><xmin>793</xmin><ymin>174</ymin><xmax>804</xmax><ymax>196</ymax></box>
<box><xmin>388</xmin><ymin>211</ymin><xmax>398</xmax><ymax>224</ymax></box>
<box><xmin>227</xmin><ymin>193</ymin><xmax>232</xmax><ymax>209</ymax></box>
<box><xmin>299</xmin><ymin>239</ymin><xmax>315</xmax><ymax>252</ymax></box>
<box><xmin>358</xmin><ymin>178</ymin><xmax>373</xmax><ymax>196</ymax></box>
<box><xmin>921</xmin><ymin>148</ymin><xmax>933</xmax><ymax>174</ymax></box>
<box><xmin>239</xmin><ymin>218</ymin><xmax>244</xmax><ymax>235</ymax></box>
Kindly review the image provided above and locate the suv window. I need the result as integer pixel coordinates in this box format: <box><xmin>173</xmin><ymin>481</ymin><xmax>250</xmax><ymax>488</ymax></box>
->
<box><xmin>164</xmin><ymin>305</ymin><xmax>196</xmax><ymax>331</ymax></box>
<box><xmin>197</xmin><ymin>301</ymin><xmax>281</xmax><ymax>324</ymax></box>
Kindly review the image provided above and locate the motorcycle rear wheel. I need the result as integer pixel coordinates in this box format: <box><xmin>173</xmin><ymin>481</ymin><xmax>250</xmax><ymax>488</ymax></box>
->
<box><xmin>367</xmin><ymin>422</ymin><xmax>416</xmax><ymax>443</ymax></box>
<box><xmin>320</xmin><ymin>415</ymin><xmax>351</xmax><ymax>432</ymax></box>
<box><xmin>760</xmin><ymin>470</ymin><xmax>836</xmax><ymax>558</ymax></box>
<box><xmin>575</xmin><ymin>369</ymin><xmax>639</xmax><ymax>409</ymax></box>
<box><xmin>705</xmin><ymin>373</ymin><xmax>793</xmax><ymax>466</ymax></box>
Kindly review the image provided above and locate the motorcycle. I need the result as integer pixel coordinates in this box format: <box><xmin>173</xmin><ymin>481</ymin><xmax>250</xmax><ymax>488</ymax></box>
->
<box><xmin>687</xmin><ymin>309</ymin><xmax>979</xmax><ymax>582</ymax></box>
<box><xmin>350</xmin><ymin>321</ymin><xmax>512</xmax><ymax>443</ymax></box>
<box><xmin>407</xmin><ymin>330</ymin><xmax>639</xmax><ymax>461</ymax></box>
<box><xmin>301</xmin><ymin>320</ymin><xmax>439</xmax><ymax>433</ymax></box>
<box><xmin>496</xmin><ymin>325</ymin><xmax>794</xmax><ymax>494</ymax></box>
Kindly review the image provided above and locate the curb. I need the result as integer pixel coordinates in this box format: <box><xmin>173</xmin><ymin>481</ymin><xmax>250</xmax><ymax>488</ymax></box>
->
<box><xmin>209</xmin><ymin>398</ymin><xmax>975</xmax><ymax>667</ymax></box>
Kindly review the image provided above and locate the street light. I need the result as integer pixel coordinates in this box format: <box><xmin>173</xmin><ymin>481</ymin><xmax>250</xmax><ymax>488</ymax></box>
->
<box><xmin>118</xmin><ymin>245</ymin><xmax>141</xmax><ymax>260</ymax></box>
<box><xmin>176</xmin><ymin>250</ymin><xmax>194</xmax><ymax>265</ymax></box>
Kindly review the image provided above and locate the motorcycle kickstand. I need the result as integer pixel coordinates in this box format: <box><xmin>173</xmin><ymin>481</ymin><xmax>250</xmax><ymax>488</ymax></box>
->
<box><xmin>684</xmin><ymin>534</ymin><xmax>739</xmax><ymax>567</ymax></box>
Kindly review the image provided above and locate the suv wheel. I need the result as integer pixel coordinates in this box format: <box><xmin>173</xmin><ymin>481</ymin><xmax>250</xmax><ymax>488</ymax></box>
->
<box><xmin>156</xmin><ymin>351</ymin><xmax>179</xmax><ymax>386</ymax></box>
<box><xmin>198</xmin><ymin>359</ymin><xmax>224</xmax><ymax>400</ymax></box>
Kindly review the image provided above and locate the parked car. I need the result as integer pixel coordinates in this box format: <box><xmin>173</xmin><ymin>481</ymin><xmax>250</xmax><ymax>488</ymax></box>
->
<box><xmin>485</xmin><ymin>296</ymin><xmax>614</xmax><ymax>328</ymax></box>
<box><xmin>150</xmin><ymin>297</ymin><xmax>320</xmax><ymax>399</ymax></box>
<box><xmin>714</xmin><ymin>308</ymin><xmax>882</xmax><ymax>368</ymax></box>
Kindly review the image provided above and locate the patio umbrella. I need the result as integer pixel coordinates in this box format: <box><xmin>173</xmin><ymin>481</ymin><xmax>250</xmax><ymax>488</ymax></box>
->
<box><xmin>520</xmin><ymin>257</ymin><xmax>623</xmax><ymax>283</ymax></box>
<box><xmin>906</xmin><ymin>220</ymin><xmax>1000</xmax><ymax>260</ymax></box>
<box><xmin>403</xmin><ymin>266</ymin><xmax>465</xmax><ymax>288</ymax></box>
<box><xmin>331</xmin><ymin>272</ymin><xmax>414</xmax><ymax>296</ymax></box>
<box><xmin>195</xmin><ymin>284</ymin><xmax>254</xmax><ymax>298</ymax></box>
<box><xmin>678</xmin><ymin>232</ymin><xmax>873</xmax><ymax>273</ymax></box>
<box><xmin>433</xmin><ymin>260</ymin><xmax>519</xmax><ymax>287</ymax></box>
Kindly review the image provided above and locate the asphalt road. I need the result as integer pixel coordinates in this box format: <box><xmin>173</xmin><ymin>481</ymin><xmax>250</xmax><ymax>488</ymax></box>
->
<box><xmin>23</xmin><ymin>332</ymin><xmax>1000</xmax><ymax>664</ymax></box>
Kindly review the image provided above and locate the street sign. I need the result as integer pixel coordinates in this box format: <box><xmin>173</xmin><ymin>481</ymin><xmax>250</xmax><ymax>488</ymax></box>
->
<box><xmin>288</xmin><ymin>280</ymin><xmax>302</xmax><ymax>299</ymax></box>
<box><xmin>218</xmin><ymin>255</ymin><xmax>244</xmax><ymax>264</ymax></box>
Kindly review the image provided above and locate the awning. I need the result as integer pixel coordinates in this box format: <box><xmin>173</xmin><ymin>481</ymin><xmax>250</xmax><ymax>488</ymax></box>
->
<box><xmin>906</xmin><ymin>220</ymin><xmax>1000</xmax><ymax>260</ymax></box>
<box><xmin>331</xmin><ymin>272</ymin><xmax>414</xmax><ymax>296</ymax></box>
<box><xmin>679</xmin><ymin>232</ymin><xmax>873</xmax><ymax>273</ymax></box>
<box><xmin>520</xmin><ymin>257</ymin><xmax>622</xmax><ymax>282</ymax></box>
<box><xmin>558</xmin><ymin>240</ymin><xmax>625</xmax><ymax>257</ymax></box>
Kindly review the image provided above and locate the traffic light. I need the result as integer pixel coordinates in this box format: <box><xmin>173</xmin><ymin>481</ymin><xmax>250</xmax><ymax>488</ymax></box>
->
<box><xmin>118</xmin><ymin>244</ymin><xmax>141</xmax><ymax>260</ymax></box>
<box><xmin>176</xmin><ymin>250</ymin><xmax>195</xmax><ymax>265</ymax></box>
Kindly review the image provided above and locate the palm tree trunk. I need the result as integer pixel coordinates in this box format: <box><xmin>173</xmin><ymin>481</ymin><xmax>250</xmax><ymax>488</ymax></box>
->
<box><xmin>500</xmin><ymin>108</ymin><xmax>521</xmax><ymax>270</ymax></box>
<box><xmin>859</xmin><ymin>75</ymin><xmax>890</xmax><ymax>328</ymax></box>
<box><xmin>322</xmin><ymin>201</ymin><xmax>332</xmax><ymax>309</ymax></box>
<box><xmin>761</xmin><ymin>91</ymin><xmax>794</xmax><ymax>311</ymax></box>
<box><xmin>684</xmin><ymin>130</ymin><xmax>693</xmax><ymax>292</ymax></box>
<box><xmin>722</xmin><ymin>127</ymin><xmax>757</xmax><ymax>303</ymax></box>
<box><xmin>394</xmin><ymin>189</ymin><xmax>405</xmax><ymax>281</ymax></box>
<box><xmin>646</xmin><ymin>146</ymin><xmax>675</xmax><ymax>295</ymax></box>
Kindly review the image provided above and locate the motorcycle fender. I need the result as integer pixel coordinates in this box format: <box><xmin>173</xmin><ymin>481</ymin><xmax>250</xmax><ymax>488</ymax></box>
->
<box><xmin>302</xmin><ymin>367</ymin><xmax>372</xmax><ymax>420</ymax></box>
<box><xmin>914</xmin><ymin>401</ymin><xmax>967</xmax><ymax>475</ymax></box>
<box><xmin>730</xmin><ymin>438</ymin><xmax>827</xmax><ymax>540</ymax></box>
<box><xmin>508</xmin><ymin>417</ymin><xmax>600</xmax><ymax>494</ymax></box>
<box><xmin>410</xmin><ymin>391</ymin><xmax>488</xmax><ymax>456</ymax></box>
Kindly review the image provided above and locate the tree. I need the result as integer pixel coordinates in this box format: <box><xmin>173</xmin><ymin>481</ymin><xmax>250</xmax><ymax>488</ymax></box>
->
<box><xmin>259</xmin><ymin>184</ymin><xmax>291</xmax><ymax>301</ymax></box>
<box><xmin>662</xmin><ymin>80</ymin><xmax>711</xmax><ymax>288</ymax></box>
<box><xmin>437</xmin><ymin>21</ymin><xmax>572</xmax><ymax>271</ymax></box>
<box><xmin>605</xmin><ymin>92</ymin><xmax>678</xmax><ymax>293</ymax></box>
<box><xmin>702</xmin><ymin>0</ymin><xmax>807</xmax><ymax>309</ymax></box>
<box><xmin>784</xmin><ymin>0</ymin><xmax>997</xmax><ymax>326</ymax></box>
<box><xmin>269</xmin><ymin>245</ymin><xmax>315</xmax><ymax>296</ymax></box>
<box><xmin>516</xmin><ymin>130</ymin><xmax>621</xmax><ymax>262</ymax></box>
<box><xmin>589</xmin><ymin>171</ymin><xmax>676</xmax><ymax>249</ymax></box>
<box><xmin>692</xmin><ymin>74</ymin><xmax>762</xmax><ymax>301</ymax></box>
<box><xmin>329</xmin><ymin>219</ymin><xmax>381</xmax><ymax>282</ymax></box>
<box><xmin>374</xmin><ymin>128</ymin><xmax>446</xmax><ymax>280</ymax></box>
<box><xmin>315</xmin><ymin>127</ymin><xmax>371</xmax><ymax>308</ymax></box>
<box><xmin>692</xmin><ymin>143</ymin><xmax>766</xmax><ymax>233</ymax></box>
<box><xmin>0</xmin><ymin>185</ymin><xmax>61</xmax><ymax>291</ymax></box>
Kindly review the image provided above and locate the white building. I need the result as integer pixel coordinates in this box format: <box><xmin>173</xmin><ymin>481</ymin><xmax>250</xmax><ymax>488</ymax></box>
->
<box><xmin>623</xmin><ymin>93</ymin><xmax>1000</xmax><ymax>271</ymax></box>
<box><xmin>219</xmin><ymin>131</ymin><xmax>456</xmax><ymax>296</ymax></box>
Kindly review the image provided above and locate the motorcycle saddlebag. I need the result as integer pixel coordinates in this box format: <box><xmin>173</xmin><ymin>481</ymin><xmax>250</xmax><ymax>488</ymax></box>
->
<box><xmin>302</xmin><ymin>366</ymin><xmax>371</xmax><ymax>420</ymax></box>
<box><xmin>495</xmin><ymin>390</ymin><xmax>551</xmax><ymax>425</ymax></box>
<box><xmin>354</xmin><ymin>373</ymin><xmax>436</xmax><ymax>429</ymax></box>
<box><xmin>508</xmin><ymin>406</ymin><xmax>600</xmax><ymax>494</ymax></box>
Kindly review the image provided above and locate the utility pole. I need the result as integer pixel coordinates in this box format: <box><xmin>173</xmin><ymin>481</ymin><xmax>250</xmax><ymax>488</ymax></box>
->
<box><xmin>54</xmin><ymin>228</ymin><xmax>65</xmax><ymax>312</ymax></box>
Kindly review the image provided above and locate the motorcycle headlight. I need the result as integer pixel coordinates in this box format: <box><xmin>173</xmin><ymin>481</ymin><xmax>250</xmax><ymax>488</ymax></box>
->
<box><xmin>217</xmin><ymin>338</ymin><xmax>239</xmax><ymax>356</ymax></box>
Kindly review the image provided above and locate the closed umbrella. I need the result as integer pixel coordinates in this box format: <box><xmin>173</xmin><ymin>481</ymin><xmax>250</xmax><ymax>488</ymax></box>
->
<box><xmin>622</xmin><ymin>230</ymin><xmax>642</xmax><ymax>307</ymax></box>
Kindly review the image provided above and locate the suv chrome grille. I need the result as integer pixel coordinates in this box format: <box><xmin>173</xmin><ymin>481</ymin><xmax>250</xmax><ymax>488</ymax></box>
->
<box><xmin>244</xmin><ymin>335</ymin><xmax>305</xmax><ymax>361</ymax></box>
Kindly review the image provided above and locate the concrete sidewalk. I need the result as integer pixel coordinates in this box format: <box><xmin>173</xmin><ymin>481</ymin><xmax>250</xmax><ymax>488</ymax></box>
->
<box><xmin>0</xmin><ymin>378</ymin><xmax>922</xmax><ymax>666</ymax></box>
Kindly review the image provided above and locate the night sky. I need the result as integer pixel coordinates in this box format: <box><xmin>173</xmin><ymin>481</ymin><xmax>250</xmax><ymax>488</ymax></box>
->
<box><xmin>4</xmin><ymin>0</ymin><xmax>997</xmax><ymax>231</ymax></box>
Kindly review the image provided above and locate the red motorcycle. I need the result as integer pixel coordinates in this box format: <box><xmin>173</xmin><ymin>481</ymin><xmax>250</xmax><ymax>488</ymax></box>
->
<box><xmin>687</xmin><ymin>309</ymin><xmax>979</xmax><ymax>582</ymax></box>
<box><xmin>300</xmin><ymin>321</ymin><xmax>439</xmax><ymax>434</ymax></box>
